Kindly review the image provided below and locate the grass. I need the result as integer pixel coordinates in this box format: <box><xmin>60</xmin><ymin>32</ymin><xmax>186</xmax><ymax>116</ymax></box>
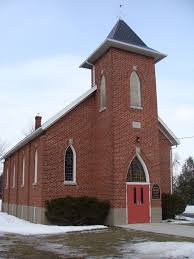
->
<box><xmin>1</xmin><ymin>227</ymin><xmax>194</xmax><ymax>258</ymax></box>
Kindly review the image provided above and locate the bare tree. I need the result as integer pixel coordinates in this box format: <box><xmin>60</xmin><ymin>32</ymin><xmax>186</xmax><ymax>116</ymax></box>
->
<box><xmin>23</xmin><ymin>123</ymin><xmax>35</xmax><ymax>137</ymax></box>
<box><xmin>172</xmin><ymin>152</ymin><xmax>181</xmax><ymax>193</ymax></box>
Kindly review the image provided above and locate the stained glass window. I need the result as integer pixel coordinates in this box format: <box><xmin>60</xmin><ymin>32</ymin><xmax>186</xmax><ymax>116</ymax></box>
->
<box><xmin>127</xmin><ymin>157</ymin><xmax>146</xmax><ymax>182</ymax></box>
<box><xmin>65</xmin><ymin>146</ymin><xmax>74</xmax><ymax>182</ymax></box>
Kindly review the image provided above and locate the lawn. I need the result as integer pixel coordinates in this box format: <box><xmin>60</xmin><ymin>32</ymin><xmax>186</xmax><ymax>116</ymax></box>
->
<box><xmin>1</xmin><ymin>227</ymin><xmax>194</xmax><ymax>258</ymax></box>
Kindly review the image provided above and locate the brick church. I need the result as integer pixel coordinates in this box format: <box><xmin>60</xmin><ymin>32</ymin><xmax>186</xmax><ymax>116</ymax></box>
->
<box><xmin>1</xmin><ymin>19</ymin><xmax>179</xmax><ymax>225</ymax></box>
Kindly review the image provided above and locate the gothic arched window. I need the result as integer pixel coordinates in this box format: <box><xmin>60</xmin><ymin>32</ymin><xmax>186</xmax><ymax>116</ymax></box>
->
<box><xmin>64</xmin><ymin>146</ymin><xmax>76</xmax><ymax>183</ymax></box>
<box><xmin>100</xmin><ymin>75</ymin><xmax>106</xmax><ymax>110</ymax></box>
<box><xmin>130</xmin><ymin>71</ymin><xmax>142</xmax><ymax>108</ymax></box>
<box><xmin>127</xmin><ymin>157</ymin><xmax>146</xmax><ymax>182</ymax></box>
<box><xmin>33</xmin><ymin>149</ymin><xmax>38</xmax><ymax>185</ymax></box>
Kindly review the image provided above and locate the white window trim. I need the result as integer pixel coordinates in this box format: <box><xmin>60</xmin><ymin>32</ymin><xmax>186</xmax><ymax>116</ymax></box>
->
<box><xmin>12</xmin><ymin>163</ymin><xmax>15</xmax><ymax>188</ymax></box>
<box><xmin>33</xmin><ymin>150</ymin><xmax>38</xmax><ymax>185</ymax></box>
<box><xmin>64</xmin><ymin>145</ymin><xmax>76</xmax><ymax>185</ymax></box>
<box><xmin>21</xmin><ymin>157</ymin><xmax>25</xmax><ymax>187</ymax></box>
<box><xmin>5</xmin><ymin>168</ymin><xmax>8</xmax><ymax>189</ymax></box>
<box><xmin>131</xmin><ymin>106</ymin><xmax>143</xmax><ymax>110</ymax></box>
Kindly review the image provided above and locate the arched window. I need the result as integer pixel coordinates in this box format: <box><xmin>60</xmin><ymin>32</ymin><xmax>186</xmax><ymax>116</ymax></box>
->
<box><xmin>12</xmin><ymin>163</ymin><xmax>15</xmax><ymax>188</ymax></box>
<box><xmin>5</xmin><ymin>168</ymin><xmax>9</xmax><ymax>189</ymax></box>
<box><xmin>64</xmin><ymin>145</ymin><xmax>76</xmax><ymax>183</ymax></box>
<box><xmin>21</xmin><ymin>157</ymin><xmax>25</xmax><ymax>187</ymax></box>
<box><xmin>130</xmin><ymin>71</ymin><xmax>142</xmax><ymax>108</ymax></box>
<box><xmin>100</xmin><ymin>75</ymin><xmax>106</xmax><ymax>110</ymax></box>
<box><xmin>33</xmin><ymin>150</ymin><xmax>38</xmax><ymax>185</ymax></box>
<box><xmin>127</xmin><ymin>157</ymin><xmax>146</xmax><ymax>182</ymax></box>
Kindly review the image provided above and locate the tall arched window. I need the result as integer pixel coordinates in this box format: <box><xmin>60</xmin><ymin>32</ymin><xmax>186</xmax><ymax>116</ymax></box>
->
<box><xmin>64</xmin><ymin>145</ymin><xmax>76</xmax><ymax>183</ymax></box>
<box><xmin>5</xmin><ymin>168</ymin><xmax>9</xmax><ymax>189</ymax></box>
<box><xmin>33</xmin><ymin>150</ymin><xmax>38</xmax><ymax>185</ymax></box>
<box><xmin>127</xmin><ymin>157</ymin><xmax>146</xmax><ymax>182</ymax></box>
<box><xmin>100</xmin><ymin>75</ymin><xmax>106</xmax><ymax>110</ymax></box>
<box><xmin>12</xmin><ymin>163</ymin><xmax>15</xmax><ymax>188</ymax></box>
<box><xmin>130</xmin><ymin>71</ymin><xmax>142</xmax><ymax>108</ymax></box>
<box><xmin>21</xmin><ymin>156</ymin><xmax>25</xmax><ymax>187</ymax></box>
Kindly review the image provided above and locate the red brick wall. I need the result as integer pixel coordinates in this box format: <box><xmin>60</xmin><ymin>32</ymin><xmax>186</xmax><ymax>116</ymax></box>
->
<box><xmin>158</xmin><ymin>129</ymin><xmax>172</xmax><ymax>194</ymax></box>
<box><xmin>2</xmin><ymin>136</ymin><xmax>45</xmax><ymax>208</ymax></box>
<box><xmin>42</xmin><ymin>95</ymin><xmax>96</xmax><ymax>204</ymax></box>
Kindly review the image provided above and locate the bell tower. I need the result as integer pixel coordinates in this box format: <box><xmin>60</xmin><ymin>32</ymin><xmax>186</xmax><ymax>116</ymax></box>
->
<box><xmin>80</xmin><ymin>19</ymin><xmax>167</xmax><ymax>224</ymax></box>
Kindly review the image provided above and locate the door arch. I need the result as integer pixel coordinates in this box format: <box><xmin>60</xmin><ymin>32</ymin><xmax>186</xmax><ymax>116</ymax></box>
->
<box><xmin>126</xmin><ymin>154</ymin><xmax>150</xmax><ymax>223</ymax></box>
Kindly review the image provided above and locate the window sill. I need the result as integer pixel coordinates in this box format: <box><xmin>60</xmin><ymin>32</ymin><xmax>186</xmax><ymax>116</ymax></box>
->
<box><xmin>99</xmin><ymin>107</ymin><xmax>106</xmax><ymax>113</ymax></box>
<box><xmin>20</xmin><ymin>185</ymin><xmax>24</xmax><ymax>188</ymax></box>
<box><xmin>32</xmin><ymin>183</ymin><xmax>37</xmax><ymax>186</ymax></box>
<box><xmin>64</xmin><ymin>181</ymin><xmax>77</xmax><ymax>186</ymax></box>
<box><xmin>130</xmin><ymin>106</ymin><xmax>143</xmax><ymax>110</ymax></box>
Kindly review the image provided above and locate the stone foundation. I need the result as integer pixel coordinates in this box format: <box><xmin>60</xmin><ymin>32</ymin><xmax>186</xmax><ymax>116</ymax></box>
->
<box><xmin>2</xmin><ymin>202</ymin><xmax>46</xmax><ymax>224</ymax></box>
<box><xmin>2</xmin><ymin>202</ymin><xmax>162</xmax><ymax>225</ymax></box>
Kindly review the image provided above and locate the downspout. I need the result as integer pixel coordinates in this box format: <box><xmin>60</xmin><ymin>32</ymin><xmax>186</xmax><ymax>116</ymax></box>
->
<box><xmin>86</xmin><ymin>61</ymin><xmax>95</xmax><ymax>87</ymax></box>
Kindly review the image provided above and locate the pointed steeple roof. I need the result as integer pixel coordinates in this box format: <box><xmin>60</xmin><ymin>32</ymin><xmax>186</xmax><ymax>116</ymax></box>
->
<box><xmin>80</xmin><ymin>19</ymin><xmax>166</xmax><ymax>69</ymax></box>
<box><xmin>107</xmin><ymin>19</ymin><xmax>148</xmax><ymax>48</ymax></box>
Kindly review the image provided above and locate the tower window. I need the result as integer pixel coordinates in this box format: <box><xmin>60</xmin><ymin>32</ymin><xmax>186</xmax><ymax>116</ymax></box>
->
<box><xmin>100</xmin><ymin>75</ymin><xmax>106</xmax><ymax>111</ymax></box>
<box><xmin>130</xmin><ymin>71</ymin><xmax>142</xmax><ymax>108</ymax></box>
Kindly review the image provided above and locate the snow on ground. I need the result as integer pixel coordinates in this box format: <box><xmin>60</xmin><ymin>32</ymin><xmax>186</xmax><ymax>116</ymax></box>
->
<box><xmin>123</xmin><ymin>242</ymin><xmax>194</xmax><ymax>258</ymax></box>
<box><xmin>175</xmin><ymin>215</ymin><xmax>194</xmax><ymax>222</ymax></box>
<box><xmin>184</xmin><ymin>205</ymin><xmax>194</xmax><ymax>214</ymax></box>
<box><xmin>0</xmin><ymin>212</ymin><xmax>107</xmax><ymax>235</ymax></box>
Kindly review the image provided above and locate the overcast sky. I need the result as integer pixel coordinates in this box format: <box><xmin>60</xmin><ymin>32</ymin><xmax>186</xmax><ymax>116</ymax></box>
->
<box><xmin>0</xmin><ymin>0</ymin><xmax>193</xmax><ymax>167</ymax></box>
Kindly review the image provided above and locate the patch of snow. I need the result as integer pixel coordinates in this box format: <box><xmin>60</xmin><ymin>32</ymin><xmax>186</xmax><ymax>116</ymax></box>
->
<box><xmin>184</xmin><ymin>205</ymin><xmax>194</xmax><ymax>214</ymax></box>
<box><xmin>0</xmin><ymin>200</ymin><xmax>2</xmax><ymax>212</ymax></box>
<box><xmin>175</xmin><ymin>215</ymin><xmax>194</xmax><ymax>222</ymax></box>
<box><xmin>122</xmin><ymin>241</ymin><xmax>194</xmax><ymax>259</ymax></box>
<box><xmin>0</xmin><ymin>212</ymin><xmax>107</xmax><ymax>236</ymax></box>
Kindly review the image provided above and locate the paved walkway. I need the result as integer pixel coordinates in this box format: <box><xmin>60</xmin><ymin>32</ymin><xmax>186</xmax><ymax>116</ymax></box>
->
<box><xmin>118</xmin><ymin>223</ymin><xmax>194</xmax><ymax>238</ymax></box>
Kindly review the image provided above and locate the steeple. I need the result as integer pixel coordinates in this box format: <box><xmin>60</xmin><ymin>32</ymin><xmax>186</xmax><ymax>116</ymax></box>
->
<box><xmin>107</xmin><ymin>19</ymin><xmax>148</xmax><ymax>48</ymax></box>
<box><xmin>80</xmin><ymin>19</ymin><xmax>166</xmax><ymax>69</ymax></box>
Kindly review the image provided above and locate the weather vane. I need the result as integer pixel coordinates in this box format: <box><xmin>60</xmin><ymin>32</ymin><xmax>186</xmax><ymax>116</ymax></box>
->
<box><xmin>119</xmin><ymin>2</ymin><xmax>124</xmax><ymax>19</ymax></box>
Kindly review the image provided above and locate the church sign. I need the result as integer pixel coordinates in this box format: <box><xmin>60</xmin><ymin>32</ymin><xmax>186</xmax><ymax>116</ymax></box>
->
<box><xmin>152</xmin><ymin>184</ymin><xmax>160</xmax><ymax>200</ymax></box>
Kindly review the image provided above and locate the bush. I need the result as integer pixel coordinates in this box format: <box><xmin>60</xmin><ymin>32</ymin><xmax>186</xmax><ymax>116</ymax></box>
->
<box><xmin>45</xmin><ymin>196</ymin><xmax>110</xmax><ymax>226</ymax></box>
<box><xmin>162</xmin><ymin>193</ymin><xmax>186</xmax><ymax>220</ymax></box>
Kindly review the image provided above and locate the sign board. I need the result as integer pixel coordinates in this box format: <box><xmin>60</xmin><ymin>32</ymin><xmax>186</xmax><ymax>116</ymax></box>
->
<box><xmin>152</xmin><ymin>184</ymin><xmax>160</xmax><ymax>200</ymax></box>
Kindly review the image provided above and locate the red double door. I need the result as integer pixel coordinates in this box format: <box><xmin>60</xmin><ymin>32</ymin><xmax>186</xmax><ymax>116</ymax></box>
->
<box><xmin>127</xmin><ymin>184</ymin><xmax>150</xmax><ymax>223</ymax></box>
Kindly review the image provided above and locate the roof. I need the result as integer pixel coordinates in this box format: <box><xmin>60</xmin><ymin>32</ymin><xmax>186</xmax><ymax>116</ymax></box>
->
<box><xmin>158</xmin><ymin>117</ymin><xmax>180</xmax><ymax>146</ymax></box>
<box><xmin>2</xmin><ymin>86</ymin><xmax>179</xmax><ymax>160</ymax></box>
<box><xmin>80</xmin><ymin>19</ymin><xmax>167</xmax><ymax>69</ymax></box>
<box><xmin>107</xmin><ymin>19</ymin><xmax>148</xmax><ymax>48</ymax></box>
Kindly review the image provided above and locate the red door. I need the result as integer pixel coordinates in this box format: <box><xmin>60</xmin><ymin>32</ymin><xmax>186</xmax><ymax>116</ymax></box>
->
<box><xmin>127</xmin><ymin>184</ymin><xmax>150</xmax><ymax>223</ymax></box>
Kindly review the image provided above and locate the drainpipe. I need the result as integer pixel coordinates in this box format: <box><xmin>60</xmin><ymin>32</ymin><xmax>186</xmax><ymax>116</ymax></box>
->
<box><xmin>86</xmin><ymin>61</ymin><xmax>95</xmax><ymax>87</ymax></box>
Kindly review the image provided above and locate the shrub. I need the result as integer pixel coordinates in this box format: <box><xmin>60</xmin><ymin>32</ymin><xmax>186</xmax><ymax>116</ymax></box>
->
<box><xmin>162</xmin><ymin>193</ymin><xmax>186</xmax><ymax>220</ymax></box>
<box><xmin>45</xmin><ymin>196</ymin><xmax>110</xmax><ymax>226</ymax></box>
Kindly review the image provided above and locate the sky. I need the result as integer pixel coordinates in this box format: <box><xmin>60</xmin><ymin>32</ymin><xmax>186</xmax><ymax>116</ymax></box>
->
<box><xmin>0</xmin><ymin>0</ymin><xmax>193</xmax><ymax>170</ymax></box>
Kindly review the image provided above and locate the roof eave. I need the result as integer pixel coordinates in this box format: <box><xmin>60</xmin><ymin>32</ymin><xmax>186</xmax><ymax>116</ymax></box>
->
<box><xmin>158</xmin><ymin>117</ymin><xmax>180</xmax><ymax>146</ymax></box>
<box><xmin>80</xmin><ymin>38</ymin><xmax>167</xmax><ymax>69</ymax></box>
<box><xmin>1</xmin><ymin>127</ymin><xmax>44</xmax><ymax>160</ymax></box>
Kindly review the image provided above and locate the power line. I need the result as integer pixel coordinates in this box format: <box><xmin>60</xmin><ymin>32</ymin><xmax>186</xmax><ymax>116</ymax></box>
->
<box><xmin>176</xmin><ymin>136</ymin><xmax>194</xmax><ymax>140</ymax></box>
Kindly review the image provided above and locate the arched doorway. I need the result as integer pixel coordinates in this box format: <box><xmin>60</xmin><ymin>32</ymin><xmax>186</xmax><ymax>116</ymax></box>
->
<box><xmin>126</xmin><ymin>155</ymin><xmax>150</xmax><ymax>223</ymax></box>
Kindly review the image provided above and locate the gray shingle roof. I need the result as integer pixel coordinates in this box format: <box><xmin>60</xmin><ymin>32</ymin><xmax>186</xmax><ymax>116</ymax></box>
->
<box><xmin>107</xmin><ymin>19</ymin><xmax>148</xmax><ymax>48</ymax></box>
<box><xmin>80</xmin><ymin>19</ymin><xmax>167</xmax><ymax>69</ymax></box>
